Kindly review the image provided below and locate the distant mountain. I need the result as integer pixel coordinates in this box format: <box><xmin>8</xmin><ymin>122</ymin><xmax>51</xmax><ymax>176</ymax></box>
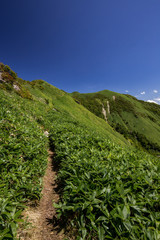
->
<box><xmin>71</xmin><ymin>90</ymin><xmax>160</xmax><ymax>155</ymax></box>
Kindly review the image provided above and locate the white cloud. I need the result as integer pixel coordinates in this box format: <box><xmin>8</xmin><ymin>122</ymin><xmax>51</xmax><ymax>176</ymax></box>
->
<box><xmin>154</xmin><ymin>97</ymin><xmax>160</xmax><ymax>102</ymax></box>
<box><xmin>153</xmin><ymin>90</ymin><xmax>158</xmax><ymax>93</ymax></box>
<box><xmin>147</xmin><ymin>97</ymin><xmax>160</xmax><ymax>104</ymax></box>
<box><xmin>147</xmin><ymin>100</ymin><xmax>158</xmax><ymax>104</ymax></box>
<box><xmin>125</xmin><ymin>90</ymin><xmax>129</xmax><ymax>93</ymax></box>
<box><xmin>140</xmin><ymin>91</ymin><xmax>145</xmax><ymax>95</ymax></box>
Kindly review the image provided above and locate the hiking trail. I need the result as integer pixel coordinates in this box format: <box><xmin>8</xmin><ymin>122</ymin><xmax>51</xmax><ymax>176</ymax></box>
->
<box><xmin>18</xmin><ymin>150</ymin><xmax>65</xmax><ymax>240</ymax></box>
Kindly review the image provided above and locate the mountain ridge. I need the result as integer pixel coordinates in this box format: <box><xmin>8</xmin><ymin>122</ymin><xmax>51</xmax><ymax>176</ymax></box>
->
<box><xmin>71</xmin><ymin>90</ymin><xmax>160</xmax><ymax>155</ymax></box>
<box><xmin>1</xmin><ymin>62</ymin><xmax>160</xmax><ymax>154</ymax></box>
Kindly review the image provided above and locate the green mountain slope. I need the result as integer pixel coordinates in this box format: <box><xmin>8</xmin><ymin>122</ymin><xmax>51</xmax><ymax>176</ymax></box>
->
<box><xmin>71</xmin><ymin>90</ymin><xmax>160</xmax><ymax>154</ymax></box>
<box><xmin>0</xmin><ymin>64</ymin><xmax>127</xmax><ymax>145</ymax></box>
<box><xmin>0</xmin><ymin>64</ymin><xmax>160</xmax><ymax>239</ymax></box>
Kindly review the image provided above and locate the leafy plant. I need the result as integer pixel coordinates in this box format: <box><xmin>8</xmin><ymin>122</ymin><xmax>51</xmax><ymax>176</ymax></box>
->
<box><xmin>49</xmin><ymin>116</ymin><xmax>160</xmax><ymax>239</ymax></box>
<box><xmin>0</xmin><ymin>91</ymin><xmax>48</xmax><ymax>239</ymax></box>
<box><xmin>0</xmin><ymin>63</ymin><xmax>160</xmax><ymax>240</ymax></box>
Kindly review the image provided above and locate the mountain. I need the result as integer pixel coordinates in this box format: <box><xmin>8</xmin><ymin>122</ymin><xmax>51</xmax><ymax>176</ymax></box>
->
<box><xmin>71</xmin><ymin>90</ymin><xmax>160</xmax><ymax>155</ymax></box>
<box><xmin>0</xmin><ymin>63</ymin><xmax>127</xmax><ymax>145</ymax></box>
<box><xmin>0</xmin><ymin>63</ymin><xmax>160</xmax><ymax>239</ymax></box>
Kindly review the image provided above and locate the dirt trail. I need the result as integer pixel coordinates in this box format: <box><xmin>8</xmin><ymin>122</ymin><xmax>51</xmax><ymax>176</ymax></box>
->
<box><xmin>18</xmin><ymin>150</ymin><xmax>64</xmax><ymax>240</ymax></box>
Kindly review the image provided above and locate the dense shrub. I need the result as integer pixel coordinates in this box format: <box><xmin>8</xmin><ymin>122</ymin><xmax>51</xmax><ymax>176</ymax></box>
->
<box><xmin>0</xmin><ymin>92</ymin><xmax>48</xmax><ymax>239</ymax></box>
<box><xmin>49</xmin><ymin>116</ymin><xmax>160</xmax><ymax>239</ymax></box>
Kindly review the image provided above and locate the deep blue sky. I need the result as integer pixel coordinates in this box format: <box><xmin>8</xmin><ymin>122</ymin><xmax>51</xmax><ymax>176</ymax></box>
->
<box><xmin>1</xmin><ymin>0</ymin><xmax>160</xmax><ymax>103</ymax></box>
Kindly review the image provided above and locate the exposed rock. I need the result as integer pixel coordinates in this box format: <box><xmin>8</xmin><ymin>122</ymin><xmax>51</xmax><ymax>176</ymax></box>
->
<box><xmin>102</xmin><ymin>104</ymin><xmax>107</xmax><ymax>122</ymax></box>
<box><xmin>0</xmin><ymin>73</ymin><xmax>6</xmax><ymax>82</ymax></box>
<box><xmin>107</xmin><ymin>101</ymin><xmax>110</xmax><ymax>114</ymax></box>
<box><xmin>13</xmin><ymin>84</ymin><xmax>20</xmax><ymax>91</ymax></box>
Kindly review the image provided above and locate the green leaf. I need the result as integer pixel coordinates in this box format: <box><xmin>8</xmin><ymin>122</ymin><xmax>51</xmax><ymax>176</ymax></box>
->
<box><xmin>98</xmin><ymin>226</ymin><xmax>105</xmax><ymax>240</ymax></box>
<box><xmin>10</xmin><ymin>222</ymin><xmax>17</xmax><ymax>237</ymax></box>
<box><xmin>81</xmin><ymin>228</ymin><xmax>87</xmax><ymax>240</ymax></box>
<box><xmin>122</xmin><ymin>205</ymin><xmax>130</xmax><ymax>220</ymax></box>
<box><xmin>96</xmin><ymin>216</ymin><xmax>107</xmax><ymax>222</ymax></box>
<box><xmin>0</xmin><ymin>229</ymin><xmax>10</xmax><ymax>240</ymax></box>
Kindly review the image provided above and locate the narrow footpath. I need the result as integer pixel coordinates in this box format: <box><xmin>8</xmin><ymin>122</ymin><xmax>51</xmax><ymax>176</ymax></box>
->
<box><xmin>18</xmin><ymin>150</ymin><xmax>64</xmax><ymax>240</ymax></box>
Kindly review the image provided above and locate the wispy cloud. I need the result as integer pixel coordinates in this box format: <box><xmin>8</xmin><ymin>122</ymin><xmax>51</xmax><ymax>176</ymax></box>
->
<box><xmin>125</xmin><ymin>90</ymin><xmax>129</xmax><ymax>93</ymax></box>
<box><xmin>154</xmin><ymin>97</ymin><xmax>160</xmax><ymax>102</ymax></box>
<box><xmin>153</xmin><ymin>90</ymin><xmax>158</xmax><ymax>93</ymax></box>
<box><xmin>140</xmin><ymin>91</ymin><xmax>145</xmax><ymax>95</ymax></box>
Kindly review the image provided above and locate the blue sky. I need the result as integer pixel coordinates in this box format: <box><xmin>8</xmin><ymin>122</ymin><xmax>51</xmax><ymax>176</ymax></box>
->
<box><xmin>1</xmin><ymin>0</ymin><xmax>160</xmax><ymax>103</ymax></box>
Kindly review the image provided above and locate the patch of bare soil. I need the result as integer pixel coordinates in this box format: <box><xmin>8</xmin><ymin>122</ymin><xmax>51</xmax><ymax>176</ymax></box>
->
<box><xmin>18</xmin><ymin>150</ymin><xmax>65</xmax><ymax>240</ymax></box>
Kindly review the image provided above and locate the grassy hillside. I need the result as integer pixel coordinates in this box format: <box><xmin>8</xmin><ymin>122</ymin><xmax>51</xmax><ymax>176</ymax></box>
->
<box><xmin>71</xmin><ymin>90</ymin><xmax>160</xmax><ymax>155</ymax></box>
<box><xmin>0</xmin><ymin>64</ymin><xmax>160</xmax><ymax>239</ymax></box>
<box><xmin>25</xmin><ymin>82</ymin><xmax>128</xmax><ymax>144</ymax></box>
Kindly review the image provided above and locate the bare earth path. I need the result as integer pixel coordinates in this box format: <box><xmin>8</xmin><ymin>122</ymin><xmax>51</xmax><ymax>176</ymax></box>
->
<box><xmin>18</xmin><ymin>150</ymin><xmax>64</xmax><ymax>240</ymax></box>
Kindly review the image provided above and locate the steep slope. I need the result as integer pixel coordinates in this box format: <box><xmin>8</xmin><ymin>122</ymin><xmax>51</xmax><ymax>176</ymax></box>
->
<box><xmin>0</xmin><ymin>63</ymin><xmax>127</xmax><ymax>145</ymax></box>
<box><xmin>71</xmin><ymin>90</ymin><xmax>160</xmax><ymax>154</ymax></box>
<box><xmin>21</xmin><ymin>80</ymin><xmax>128</xmax><ymax>145</ymax></box>
<box><xmin>0</xmin><ymin>64</ymin><xmax>128</xmax><ymax>238</ymax></box>
<box><xmin>0</xmin><ymin>64</ymin><xmax>160</xmax><ymax>239</ymax></box>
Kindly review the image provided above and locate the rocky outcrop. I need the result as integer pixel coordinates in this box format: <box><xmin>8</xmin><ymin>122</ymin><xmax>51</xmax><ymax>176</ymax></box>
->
<box><xmin>102</xmin><ymin>103</ymin><xmax>108</xmax><ymax>122</ymax></box>
<box><xmin>107</xmin><ymin>101</ymin><xmax>110</xmax><ymax>114</ymax></box>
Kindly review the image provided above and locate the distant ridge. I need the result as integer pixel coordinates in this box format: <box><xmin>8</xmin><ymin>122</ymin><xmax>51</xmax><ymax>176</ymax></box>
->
<box><xmin>71</xmin><ymin>90</ymin><xmax>160</xmax><ymax>155</ymax></box>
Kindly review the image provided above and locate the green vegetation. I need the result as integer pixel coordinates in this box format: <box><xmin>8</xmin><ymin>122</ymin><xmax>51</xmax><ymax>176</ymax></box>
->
<box><xmin>0</xmin><ymin>63</ymin><xmax>32</xmax><ymax>99</ymax></box>
<box><xmin>71</xmin><ymin>90</ymin><xmax>160</xmax><ymax>155</ymax></box>
<box><xmin>0</xmin><ymin>91</ymin><xmax>48</xmax><ymax>239</ymax></box>
<box><xmin>0</xmin><ymin>67</ymin><xmax>126</xmax><ymax>239</ymax></box>
<box><xmin>48</xmin><ymin>115</ymin><xmax>160</xmax><ymax>239</ymax></box>
<box><xmin>0</xmin><ymin>64</ymin><xmax>160</xmax><ymax>239</ymax></box>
